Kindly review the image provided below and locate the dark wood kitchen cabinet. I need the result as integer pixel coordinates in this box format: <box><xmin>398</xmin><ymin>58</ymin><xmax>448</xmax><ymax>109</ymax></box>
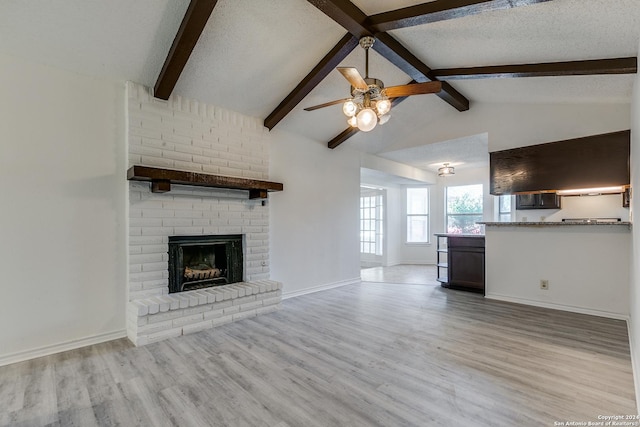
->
<box><xmin>515</xmin><ymin>193</ymin><xmax>561</xmax><ymax>210</ymax></box>
<box><xmin>435</xmin><ymin>234</ymin><xmax>485</xmax><ymax>294</ymax></box>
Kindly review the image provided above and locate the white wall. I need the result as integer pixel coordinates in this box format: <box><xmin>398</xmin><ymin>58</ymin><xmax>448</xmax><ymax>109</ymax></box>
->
<box><xmin>0</xmin><ymin>53</ymin><xmax>126</xmax><ymax>365</ymax></box>
<box><xmin>486</xmin><ymin>225</ymin><xmax>630</xmax><ymax>319</ymax></box>
<box><xmin>383</xmin><ymin>102</ymin><xmax>630</xmax><ymax>154</ymax></box>
<box><xmin>269</xmin><ymin>132</ymin><xmax>361</xmax><ymax>298</ymax></box>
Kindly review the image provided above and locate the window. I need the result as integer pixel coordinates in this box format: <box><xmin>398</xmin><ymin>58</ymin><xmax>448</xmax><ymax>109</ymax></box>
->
<box><xmin>498</xmin><ymin>195</ymin><xmax>513</xmax><ymax>222</ymax></box>
<box><xmin>446</xmin><ymin>184</ymin><xmax>484</xmax><ymax>234</ymax></box>
<box><xmin>360</xmin><ymin>189</ymin><xmax>384</xmax><ymax>255</ymax></box>
<box><xmin>406</xmin><ymin>187</ymin><xmax>430</xmax><ymax>243</ymax></box>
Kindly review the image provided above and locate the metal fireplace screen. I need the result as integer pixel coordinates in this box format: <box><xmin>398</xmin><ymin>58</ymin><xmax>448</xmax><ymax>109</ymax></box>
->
<box><xmin>168</xmin><ymin>235</ymin><xmax>243</xmax><ymax>293</ymax></box>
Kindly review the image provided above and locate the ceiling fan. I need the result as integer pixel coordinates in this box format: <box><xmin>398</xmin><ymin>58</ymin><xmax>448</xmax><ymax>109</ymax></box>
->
<box><xmin>304</xmin><ymin>36</ymin><xmax>442</xmax><ymax>132</ymax></box>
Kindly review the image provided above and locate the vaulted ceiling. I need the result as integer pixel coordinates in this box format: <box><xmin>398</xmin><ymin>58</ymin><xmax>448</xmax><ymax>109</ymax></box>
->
<box><xmin>1</xmin><ymin>0</ymin><xmax>639</xmax><ymax>164</ymax></box>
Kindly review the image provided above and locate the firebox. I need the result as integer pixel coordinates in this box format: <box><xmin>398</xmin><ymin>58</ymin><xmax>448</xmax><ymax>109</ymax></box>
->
<box><xmin>168</xmin><ymin>235</ymin><xmax>243</xmax><ymax>293</ymax></box>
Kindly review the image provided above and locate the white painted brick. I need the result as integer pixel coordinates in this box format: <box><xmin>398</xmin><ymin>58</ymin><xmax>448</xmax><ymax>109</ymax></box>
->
<box><xmin>173</xmin><ymin>312</ymin><xmax>204</xmax><ymax>327</ymax></box>
<box><xmin>141</xmin><ymin>244</ymin><xmax>168</xmax><ymax>254</ymax></box>
<box><xmin>183</xmin><ymin>320</ymin><xmax>213</xmax><ymax>335</ymax></box>
<box><xmin>263</xmin><ymin>297</ymin><xmax>282</xmax><ymax>306</ymax></box>
<box><xmin>175</xmin><ymin>294</ymin><xmax>191</xmax><ymax>309</ymax></box>
<box><xmin>162</xmin><ymin>150</ymin><xmax>193</xmax><ymax>162</ymax></box>
<box><xmin>151</xmin><ymin>296</ymin><xmax>171</xmax><ymax>312</ymax></box>
<box><xmin>183</xmin><ymin>305</ymin><xmax>213</xmax><ymax>316</ymax></box>
<box><xmin>129</xmin><ymin>301</ymin><xmax>149</xmax><ymax>316</ymax></box>
<box><xmin>175</xmin><ymin>144</ymin><xmax>203</xmax><ymax>156</ymax></box>
<box><xmin>203</xmin><ymin>309</ymin><xmax>225</xmax><ymax>320</ymax></box>
<box><xmin>211</xmin><ymin>300</ymin><xmax>233</xmax><ymax>310</ymax></box>
<box><xmin>136</xmin><ymin>319</ymin><xmax>174</xmax><ymax>335</ymax></box>
<box><xmin>233</xmin><ymin>310</ymin><xmax>257</xmax><ymax>321</ymax></box>
<box><xmin>239</xmin><ymin>300</ymin><xmax>263</xmax><ymax>311</ymax></box>
<box><xmin>232</xmin><ymin>295</ymin><xmax>256</xmax><ymax>306</ymax></box>
<box><xmin>223</xmin><ymin>305</ymin><xmax>240</xmax><ymax>315</ymax></box>
<box><xmin>130</xmin><ymin>235</ymin><xmax>164</xmax><ymax>245</ymax></box>
<box><xmin>140</xmin><ymin>156</ymin><xmax>174</xmax><ymax>168</ymax></box>
<box><xmin>142</xmin><ymin>261</ymin><xmax>168</xmax><ymax>272</ymax></box>
<box><xmin>142</xmin><ymin>279</ymin><xmax>167</xmax><ymax>290</ymax></box>
<box><xmin>147</xmin><ymin>309</ymin><xmax>185</xmax><ymax>323</ymax></box>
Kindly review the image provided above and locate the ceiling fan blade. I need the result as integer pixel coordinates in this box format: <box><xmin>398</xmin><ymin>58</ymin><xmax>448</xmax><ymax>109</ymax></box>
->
<box><xmin>385</xmin><ymin>81</ymin><xmax>443</xmax><ymax>98</ymax></box>
<box><xmin>304</xmin><ymin>98</ymin><xmax>351</xmax><ymax>112</ymax></box>
<box><xmin>337</xmin><ymin>67</ymin><xmax>368</xmax><ymax>91</ymax></box>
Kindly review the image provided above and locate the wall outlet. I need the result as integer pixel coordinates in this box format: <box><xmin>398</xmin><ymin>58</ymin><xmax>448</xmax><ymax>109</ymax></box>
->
<box><xmin>540</xmin><ymin>279</ymin><xmax>549</xmax><ymax>290</ymax></box>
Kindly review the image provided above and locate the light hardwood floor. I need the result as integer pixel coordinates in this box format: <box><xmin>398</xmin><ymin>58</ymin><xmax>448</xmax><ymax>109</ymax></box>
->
<box><xmin>0</xmin><ymin>282</ymin><xmax>635</xmax><ymax>426</ymax></box>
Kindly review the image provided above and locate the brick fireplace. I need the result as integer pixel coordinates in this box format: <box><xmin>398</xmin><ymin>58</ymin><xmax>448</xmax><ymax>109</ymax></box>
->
<box><xmin>126</xmin><ymin>82</ymin><xmax>281</xmax><ymax>346</ymax></box>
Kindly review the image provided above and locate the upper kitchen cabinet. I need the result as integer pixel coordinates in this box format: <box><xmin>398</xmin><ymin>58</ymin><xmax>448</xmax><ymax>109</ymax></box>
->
<box><xmin>490</xmin><ymin>130</ymin><xmax>630</xmax><ymax>195</ymax></box>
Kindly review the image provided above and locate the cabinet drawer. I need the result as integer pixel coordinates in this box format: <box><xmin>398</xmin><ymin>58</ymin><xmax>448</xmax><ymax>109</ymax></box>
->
<box><xmin>448</xmin><ymin>236</ymin><xmax>485</xmax><ymax>248</ymax></box>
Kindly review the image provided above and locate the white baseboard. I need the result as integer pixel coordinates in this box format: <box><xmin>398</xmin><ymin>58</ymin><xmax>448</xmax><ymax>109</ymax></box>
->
<box><xmin>0</xmin><ymin>329</ymin><xmax>127</xmax><ymax>367</ymax></box>
<box><xmin>282</xmin><ymin>277</ymin><xmax>360</xmax><ymax>300</ymax></box>
<box><xmin>485</xmin><ymin>293</ymin><xmax>629</xmax><ymax>321</ymax></box>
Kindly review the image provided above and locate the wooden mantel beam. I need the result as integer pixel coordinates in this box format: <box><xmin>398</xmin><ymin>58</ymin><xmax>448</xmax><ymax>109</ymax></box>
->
<box><xmin>431</xmin><ymin>57</ymin><xmax>638</xmax><ymax>80</ymax></box>
<box><xmin>154</xmin><ymin>0</ymin><xmax>218</xmax><ymax>100</ymax></box>
<box><xmin>366</xmin><ymin>0</ymin><xmax>554</xmax><ymax>33</ymax></box>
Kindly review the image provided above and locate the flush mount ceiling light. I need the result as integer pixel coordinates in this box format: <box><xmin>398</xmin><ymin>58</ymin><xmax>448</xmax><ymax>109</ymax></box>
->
<box><xmin>304</xmin><ymin>36</ymin><xmax>442</xmax><ymax>133</ymax></box>
<box><xmin>438</xmin><ymin>163</ymin><xmax>455</xmax><ymax>177</ymax></box>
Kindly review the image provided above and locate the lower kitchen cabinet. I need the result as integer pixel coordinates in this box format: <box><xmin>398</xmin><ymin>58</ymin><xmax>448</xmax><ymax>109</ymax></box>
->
<box><xmin>435</xmin><ymin>234</ymin><xmax>485</xmax><ymax>294</ymax></box>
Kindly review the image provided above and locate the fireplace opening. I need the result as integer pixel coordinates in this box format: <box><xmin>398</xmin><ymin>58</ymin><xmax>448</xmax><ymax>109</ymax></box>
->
<box><xmin>168</xmin><ymin>235</ymin><xmax>243</xmax><ymax>293</ymax></box>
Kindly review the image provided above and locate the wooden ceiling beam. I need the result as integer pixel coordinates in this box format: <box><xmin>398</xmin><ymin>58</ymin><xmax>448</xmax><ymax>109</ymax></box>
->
<box><xmin>306</xmin><ymin>0</ymin><xmax>470</xmax><ymax>115</ymax></box>
<box><xmin>306</xmin><ymin>0</ymin><xmax>371</xmax><ymax>38</ymax></box>
<box><xmin>367</xmin><ymin>0</ymin><xmax>554</xmax><ymax>32</ymax></box>
<box><xmin>373</xmin><ymin>33</ymin><xmax>469</xmax><ymax>111</ymax></box>
<box><xmin>328</xmin><ymin>85</ymin><xmax>413</xmax><ymax>149</ymax></box>
<box><xmin>431</xmin><ymin>57</ymin><xmax>638</xmax><ymax>80</ymax></box>
<box><xmin>154</xmin><ymin>0</ymin><xmax>218</xmax><ymax>100</ymax></box>
<box><xmin>264</xmin><ymin>34</ymin><xmax>359</xmax><ymax>131</ymax></box>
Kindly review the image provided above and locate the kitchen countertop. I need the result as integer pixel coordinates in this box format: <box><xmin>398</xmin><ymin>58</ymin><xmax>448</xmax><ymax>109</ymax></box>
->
<box><xmin>478</xmin><ymin>221</ymin><xmax>631</xmax><ymax>228</ymax></box>
<box><xmin>433</xmin><ymin>233</ymin><xmax>485</xmax><ymax>238</ymax></box>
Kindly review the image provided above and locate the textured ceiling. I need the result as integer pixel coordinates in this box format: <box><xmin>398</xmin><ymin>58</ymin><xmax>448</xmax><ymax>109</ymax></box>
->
<box><xmin>0</xmin><ymin>0</ymin><xmax>638</xmax><ymax>172</ymax></box>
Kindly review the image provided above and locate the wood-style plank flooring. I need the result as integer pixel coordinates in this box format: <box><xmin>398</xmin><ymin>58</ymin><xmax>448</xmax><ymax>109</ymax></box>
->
<box><xmin>0</xmin><ymin>281</ymin><xmax>635</xmax><ymax>426</ymax></box>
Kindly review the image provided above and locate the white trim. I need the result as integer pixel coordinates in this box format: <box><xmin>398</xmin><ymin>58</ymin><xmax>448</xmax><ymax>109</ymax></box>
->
<box><xmin>627</xmin><ymin>319</ymin><xmax>640</xmax><ymax>412</ymax></box>
<box><xmin>0</xmin><ymin>329</ymin><xmax>127</xmax><ymax>367</ymax></box>
<box><xmin>282</xmin><ymin>277</ymin><xmax>360</xmax><ymax>300</ymax></box>
<box><xmin>485</xmin><ymin>293</ymin><xmax>629</xmax><ymax>321</ymax></box>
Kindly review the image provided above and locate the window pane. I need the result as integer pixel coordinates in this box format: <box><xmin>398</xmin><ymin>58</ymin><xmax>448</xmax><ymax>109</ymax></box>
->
<box><xmin>407</xmin><ymin>216</ymin><xmax>429</xmax><ymax>242</ymax></box>
<box><xmin>446</xmin><ymin>184</ymin><xmax>483</xmax><ymax>214</ymax></box>
<box><xmin>499</xmin><ymin>195</ymin><xmax>511</xmax><ymax>213</ymax></box>
<box><xmin>447</xmin><ymin>214</ymin><xmax>484</xmax><ymax>234</ymax></box>
<box><xmin>407</xmin><ymin>188</ymin><xmax>429</xmax><ymax>214</ymax></box>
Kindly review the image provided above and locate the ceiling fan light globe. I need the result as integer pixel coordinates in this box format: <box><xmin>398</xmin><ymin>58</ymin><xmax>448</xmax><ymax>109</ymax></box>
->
<box><xmin>342</xmin><ymin>100</ymin><xmax>357</xmax><ymax>117</ymax></box>
<box><xmin>378</xmin><ymin>114</ymin><xmax>391</xmax><ymax>125</ymax></box>
<box><xmin>376</xmin><ymin>99</ymin><xmax>391</xmax><ymax>115</ymax></box>
<box><xmin>347</xmin><ymin>116</ymin><xmax>357</xmax><ymax>127</ymax></box>
<box><xmin>356</xmin><ymin>108</ymin><xmax>377</xmax><ymax>132</ymax></box>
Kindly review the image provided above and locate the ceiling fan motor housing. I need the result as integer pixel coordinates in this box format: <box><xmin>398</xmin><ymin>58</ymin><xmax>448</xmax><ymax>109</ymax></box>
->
<box><xmin>350</xmin><ymin>78</ymin><xmax>384</xmax><ymax>98</ymax></box>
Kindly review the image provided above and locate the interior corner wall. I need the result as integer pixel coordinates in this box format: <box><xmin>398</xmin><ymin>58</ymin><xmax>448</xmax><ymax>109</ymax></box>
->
<box><xmin>269</xmin><ymin>131</ymin><xmax>361</xmax><ymax>297</ymax></box>
<box><xmin>629</xmin><ymin>53</ymin><xmax>640</xmax><ymax>411</ymax></box>
<box><xmin>0</xmin><ymin>53</ymin><xmax>127</xmax><ymax>365</ymax></box>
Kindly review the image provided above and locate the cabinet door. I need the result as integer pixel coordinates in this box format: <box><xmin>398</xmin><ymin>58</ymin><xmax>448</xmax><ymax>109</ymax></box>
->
<box><xmin>448</xmin><ymin>249</ymin><xmax>484</xmax><ymax>290</ymax></box>
<box><xmin>538</xmin><ymin>193</ymin><xmax>561</xmax><ymax>209</ymax></box>
<box><xmin>515</xmin><ymin>194</ymin><xmax>537</xmax><ymax>210</ymax></box>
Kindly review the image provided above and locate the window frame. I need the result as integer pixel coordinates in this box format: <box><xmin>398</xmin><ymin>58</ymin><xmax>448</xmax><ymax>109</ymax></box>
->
<box><xmin>405</xmin><ymin>186</ymin><xmax>431</xmax><ymax>245</ymax></box>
